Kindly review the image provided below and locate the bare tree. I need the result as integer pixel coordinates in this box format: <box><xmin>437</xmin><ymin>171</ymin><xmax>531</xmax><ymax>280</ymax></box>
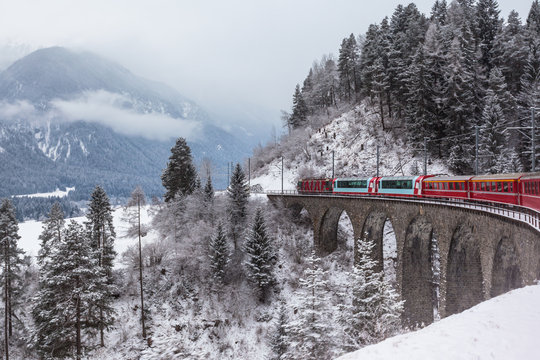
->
<box><xmin>124</xmin><ymin>186</ymin><xmax>147</xmax><ymax>339</ymax></box>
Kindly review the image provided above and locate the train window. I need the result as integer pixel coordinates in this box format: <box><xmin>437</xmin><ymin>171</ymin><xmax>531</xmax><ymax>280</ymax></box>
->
<box><xmin>503</xmin><ymin>182</ymin><xmax>508</xmax><ymax>192</ymax></box>
<box><xmin>509</xmin><ymin>183</ymin><xmax>513</xmax><ymax>192</ymax></box>
<box><xmin>497</xmin><ymin>182</ymin><xmax>502</xmax><ymax>192</ymax></box>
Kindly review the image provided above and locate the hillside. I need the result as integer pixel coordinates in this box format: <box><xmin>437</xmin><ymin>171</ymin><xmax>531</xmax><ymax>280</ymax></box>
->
<box><xmin>250</xmin><ymin>103</ymin><xmax>449</xmax><ymax>191</ymax></box>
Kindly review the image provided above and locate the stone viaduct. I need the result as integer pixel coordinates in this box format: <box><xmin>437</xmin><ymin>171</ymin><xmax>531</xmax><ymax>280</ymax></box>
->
<box><xmin>267</xmin><ymin>194</ymin><xmax>540</xmax><ymax>326</ymax></box>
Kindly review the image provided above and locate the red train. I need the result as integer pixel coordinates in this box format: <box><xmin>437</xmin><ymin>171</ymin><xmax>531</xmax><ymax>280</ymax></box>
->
<box><xmin>297</xmin><ymin>172</ymin><xmax>540</xmax><ymax>213</ymax></box>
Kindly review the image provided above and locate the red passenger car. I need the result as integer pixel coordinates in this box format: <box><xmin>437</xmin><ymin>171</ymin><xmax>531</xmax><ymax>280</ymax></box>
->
<box><xmin>422</xmin><ymin>175</ymin><xmax>472</xmax><ymax>199</ymax></box>
<box><xmin>519</xmin><ymin>172</ymin><xmax>540</xmax><ymax>210</ymax></box>
<box><xmin>469</xmin><ymin>173</ymin><xmax>522</xmax><ymax>206</ymax></box>
<box><xmin>297</xmin><ymin>178</ymin><xmax>335</xmax><ymax>194</ymax></box>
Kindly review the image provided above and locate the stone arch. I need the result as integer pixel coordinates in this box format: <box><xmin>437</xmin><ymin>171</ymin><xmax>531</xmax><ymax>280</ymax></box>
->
<box><xmin>318</xmin><ymin>207</ymin><xmax>345</xmax><ymax>254</ymax></box>
<box><xmin>446</xmin><ymin>223</ymin><xmax>483</xmax><ymax>316</ymax></box>
<box><xmin>359</xmin><ymin>210</ymin><xmax>391</xmax><ymax>273</ymax></box>
<box><xmin>336</xmin><ymin>210</ymin><xmax>355</xmax><ymax>251</ymax></box>
<box><xmin>491</xmin><ymin>236</ymin><xmax>523</xmax><ymax>298</ymax></box>
<box><xmin>401</xmin><ymin>216</ymin><xmax>438</xmax><ymax>326</ymax></box>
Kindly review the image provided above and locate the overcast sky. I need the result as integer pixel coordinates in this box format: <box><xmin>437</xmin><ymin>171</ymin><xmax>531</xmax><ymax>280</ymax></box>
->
<box><xmin>0</xmin><ymin>0</ymin><xmax>534</xmax><ymax>128</ymax></box>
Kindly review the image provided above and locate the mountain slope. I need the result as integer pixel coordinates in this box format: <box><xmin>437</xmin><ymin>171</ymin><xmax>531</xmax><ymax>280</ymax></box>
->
<box><xmin>0</xmin><ymin>47</ymin><xmax>249</xmax><ymax>199</ymax></box>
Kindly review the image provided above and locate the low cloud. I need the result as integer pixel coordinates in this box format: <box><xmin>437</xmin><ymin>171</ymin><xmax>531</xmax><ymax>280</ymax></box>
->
<box><xmin>0</xmin><ymin>100</ymin><xmax>39</xmax><ymax>121</ymax></box>
<box><xmin>50</xmin><ymin>90</ymin><xmax>201</xmax><ymax>141</ymax></box>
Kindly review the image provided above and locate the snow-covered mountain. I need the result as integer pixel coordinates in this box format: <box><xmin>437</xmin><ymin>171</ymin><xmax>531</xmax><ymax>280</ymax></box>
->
<box><xmin>0</xmin><ymin>47</ymin><xmax>250</xmax><ymax>199</ymax></box>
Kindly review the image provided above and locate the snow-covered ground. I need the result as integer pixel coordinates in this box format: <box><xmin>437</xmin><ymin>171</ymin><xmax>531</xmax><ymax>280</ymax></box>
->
<box><xmin>338</xmin><ymin>284</ymin><xmax>540</xmax><ymax>360</ymax></box>
<box><xmin>18</xmin><ymin>205</ymin><xmax>158</xmax><ymax>268</ymax></box>
<box><xmin>14</xmin><ymin>186</ymin><xmax>75</xmax><ymax>198</ymax></box>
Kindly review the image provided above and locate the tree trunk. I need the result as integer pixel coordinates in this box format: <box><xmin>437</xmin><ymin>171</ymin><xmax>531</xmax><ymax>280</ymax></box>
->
<box><xmin>4</xmin><ymin>242</ymin><xmax>8</xmax><ymax>360</ymax></box>
<box><xmin>379</xmin><ymin>97</ymin><xmax>386</xmax><ymax>130</ymax></box>
<box><xmin>76</xmin><ymin>296</ymin><xmax>81</xmax><ymax>360</ymax></box>
<box><xmin>100</xmin><ymin>224</ymin><xmax>105</xmax><ymax>347</ymax></box>
<box><xmin>7</xmin><ymin>241</ymin><xmax>12</xmax><ymax>337</ymax></box>
<box><xmin>138</xmin><ymin>200</ymin><xmax>146</xmax><ymax>339</ymax></box>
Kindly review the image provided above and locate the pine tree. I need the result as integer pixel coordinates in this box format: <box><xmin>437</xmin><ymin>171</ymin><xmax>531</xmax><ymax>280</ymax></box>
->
<box><xmin>431</xmin><ymin>0</ymin><xmax>448</xmax><ymax>25</ymax></box>
<box><xmin>243</xmin><ymin>208</ymin><xmax>276</xmax><ymax>303</ymax></box>
<box><xmin>227</xmin><ymin>163</ymin><xmax>249</xmax><ymax>250</ymax></box>
<box><xmin>37</xmin><ymin>202</ymin><xmax>65</xmax><ymax>266</ymax></box>
<box><xmin>288</xmin><ymin>253</ymin><xmax>335</xmax><ymax>359</ymax></box>
<box><xmin>516</xmin><ymin>41</ymin><xmax>540</xmax><ymax>171</ymax></box>
<box><xmin>85</xmin><ymin>186</ymin><xmax>116</xmax><ymax>347</ymax></box>
<box><xmin>268</xmin><ymin>302</ymin><xmax>289</xmax><ymax>360</ymax></box>
<box><xmin>124</xmin><ymin>186</ymin><xmax>147</xmax><ymax>339</ymax></box>
<box><xmin>527</xmin><ymin>0</ymin><xmax>540</xmax><ymax>35</ymax></box>
<box><xmin>33</xmin><ymin>221</ymin><xmax>107</xmax><ymax>360</ymax></box>
<box><xmin>443</xmin><ymin>9</ymin><xmax>478</xmax><ymax>174</ymax></box>
<box><xmin>204</xmin><ymin>175</ymin><xmax>214</xmax><ymax>204</ymax></box>
<box><xmin>479</xmin><ymin>88</ymin><xmax>507</xmax><ymax>174</ymax></box>
<box><xmin>338</xmin><ymin>34</ymin><xmax>359</xmax><ymax>100</ymax></box>
<box><xmin>161</xmin><ymin>137</ymin><xmax>198</xmax><ymax>202</ymax></box>
<box><xmin>337</xmin><ymin>238</ymin><xmax>403</xmax><ymax>350</ymax></box>
<box><xmin>475</xmin><ymin>0</ymin><xmax>501</xmax><ymax>74</ymax></box>
<box><xmin>209</xmin><ymin>222</ymin><xmax>229</xmax><ymax>286</ymax></box>
<box><xmin>0</xmin><ymin>199</ymin><xmax>24</xmax><ymax>359</ymax></box>
<box><xmin>289</xmin><ymin>84</ymin><xmax>309</xmax><ymax>129</ymax></box>
<box><xmin>492</xmin><ymin>11</ymin><xmax>528</xmax><ymax>95</ymax></box>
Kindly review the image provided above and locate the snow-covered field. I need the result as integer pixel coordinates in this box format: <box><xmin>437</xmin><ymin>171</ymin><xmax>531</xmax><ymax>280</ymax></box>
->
<box><xmin>18</xmin><ymin>205</ymin><xmax>158</xmax><ymax>268</ymax></box>
<box><xmin>338</xmin><ymin>284</ymin><xmax>540</xmax><ymax>360</ymax></box>
<box><xmin>14</xmin><ymin>186</ymin><xmax>75</xmax><ymax>198</ymax></box>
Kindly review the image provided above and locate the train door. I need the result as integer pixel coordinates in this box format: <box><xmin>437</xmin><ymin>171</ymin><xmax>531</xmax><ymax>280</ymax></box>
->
<box><xmin>414</xmin><ymin>177</ymin><xmax>422</xmax><ymax>196</ymax></box>
<box><xmin>368</xmin><ymin>177</ymin><xmax>377</xmax><ymax>194</ymax></box>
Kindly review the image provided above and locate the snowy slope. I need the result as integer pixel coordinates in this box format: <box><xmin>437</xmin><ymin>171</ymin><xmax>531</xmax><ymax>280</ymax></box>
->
<box><xmin>250</xmin><ymin>104</ymin><xmax>449</xmax><ymax>192</ymax></box>
<box><xmin>18</xmin><ymin>206</ymin><xmax>157</xmax><ymax>268</ymax></box>
<box><xmin>337</xmin><ymin>284</ymin><xmax>540</xmax><ymax>360</ymax></box>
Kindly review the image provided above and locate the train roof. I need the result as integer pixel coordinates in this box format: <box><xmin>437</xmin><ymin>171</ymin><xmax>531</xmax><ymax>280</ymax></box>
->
<box><xmin>425</xmin><ymin>175</ymin><xmax>473</xmax><ymax>181</ymax></box>
<box><xmin>520</xmin><ymin>172</ymin><xmax>540</xmax><ymax>180</ymax></box>
<box><xmin>470</xmin><ymin>173</ymin><xmax>526</xmax><ymax>181</ymax></box>
<box><xmin>379</xmin><ymin>176</ymin><xmax>419</xmax><ymax>180</ymax></box>
<box><xmin>335</xmin><ymin>177</ymin><xmax>373</xmax><ymax>180</ymax></box>
<box><xmin>298</xmin><ymin>178</ymin><xmax>334</xmax><ymax>181</ymax></box>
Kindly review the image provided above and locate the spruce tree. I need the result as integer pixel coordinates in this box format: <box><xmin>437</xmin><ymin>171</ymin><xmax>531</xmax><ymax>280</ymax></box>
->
<box><xmin>33</xmin><ymin>221</ymin><xmax>106</xmax><ymax>360</ymax></box>
<box><xmin>85</xmin><ymin>186</ymin><xmax>116</xmax><ymax>347</ymax></box>
<box><xmin>0</xmin><ymin>199</ymin><xmax>24</xmax><ymax>359</ymax></box>
<box><xmin>431</xmin><ymin>0</ymin><xmax>448</xmax><ymax>25</ymax></box>
<box><xmin>338</xmin><ymin>34</ymin><xmax>359</xmax><ymax>100</ymax></box>
<box><xmin>161</xmin><ymin>137</ymin><xmax>198</xmax><ymax>202</ymax></box>
<box><xmin>337</xmin><ymin>238</ymin><xmax>403</xmax><ymax>349</ymax></box>
<box><xmin>37</xmin><ymin>202</ymin><xmax>65</xmax><ymax>266</ymax></box>
<box><xmin>492</xmin><ymin>11</ymin><xmax>528</xmax><ymax>95</ymax></box>
<box><xmin>289</xmin><ymin>84</ymin><xmax>308</xmax><ymax>129</ymax></box>
<box><xmin>227</xmin><ymin>163</ymin><xmax>249</xmax><ymax>250</ymax></box>
<box><xmin>243</xmin><ymin>208</ymin><xmax>276</xmax><ymax>303</ymax></box>
<box><xmin>268</xmin><ymin>302</ymin><xmax>289</xmax><ymax>360</ymax></box>
<box><xmin>288</xmin><ymin>253</ymin><xmax>335</xmax><ymax>359</ymax></box>
<box><xmin>443</xmin><ymin>12</ymin><xmax>478</xmax><ymax>174</ymax></box>
<box><xmin>475</xmin><ymin>0</ymin><xmax>501</xmax><ymax>74</ymax></box>
<box><xmin>204</xmin><ymin>175</ymin><xmax>214</xmax><ymax>204</ymax></box>
<box><xmin>209</xmin><ymin>222</ymin><xmax>229</xmax><ymax>286</ymax></box>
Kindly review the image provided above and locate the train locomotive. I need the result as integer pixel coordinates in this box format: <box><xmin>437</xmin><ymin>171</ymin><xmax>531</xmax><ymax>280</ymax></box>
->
<box><xmin>297</xmin><ymin>172</ymin><xmax>540</xmax><ymax>213</ymax></box>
